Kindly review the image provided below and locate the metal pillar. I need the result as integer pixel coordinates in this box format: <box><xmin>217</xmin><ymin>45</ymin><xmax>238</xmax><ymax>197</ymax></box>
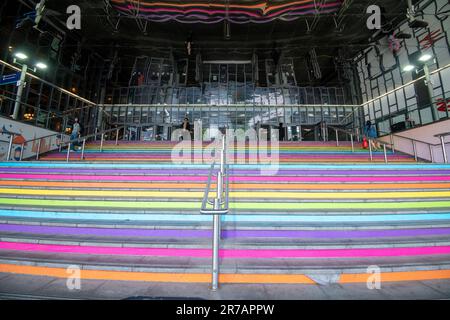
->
<box><xmin>423</xmin><ymin>64</ymin><xmax>439</xmax><ymax>122</ymax></box>
<box><xmin>12</xmin><ymin>64</ymin><xmax>28</xmax><ymax>120</ymax></box>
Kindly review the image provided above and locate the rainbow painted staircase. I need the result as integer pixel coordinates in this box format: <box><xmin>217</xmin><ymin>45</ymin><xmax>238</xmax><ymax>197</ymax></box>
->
<box><xmin>1</xmin><ymin>141</ymin><xmax>450</xmax><ymax>287</ymax></box>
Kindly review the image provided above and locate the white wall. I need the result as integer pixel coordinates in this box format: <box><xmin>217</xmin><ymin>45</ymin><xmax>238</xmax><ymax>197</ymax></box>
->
<box><xmin>378</xmin><ymin>119</ymin><xmax>450</xmax><ymax>162</ymax></box>
<box><xmin>0</xmin><ymin>116</ymin><xmax>68</xmax><ymax>161</ymax></box>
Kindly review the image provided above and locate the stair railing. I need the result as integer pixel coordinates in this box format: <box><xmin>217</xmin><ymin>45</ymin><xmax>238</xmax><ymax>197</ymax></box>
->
<box><xmin>59</xmin><ymin>126</ymin><xmax>125</xmax><ymax>162</ymax></box>
<box><xmin>20</xmin><ymin>133</ymin><xmax>64</xmax><ymax>161</ymax></box>
<box><xmin>379</xmin><ymin>130</ymin><xmax>449</xmax><ymax>163</ymax></box>
<box><xmin>200</xmin><ymin>137</ymin><xmax>229</xmax><ymax>291</ymax></box>
<box><xmin>1</xmin><ymin>131</ymin><xmax>21</xmax><ymax>162</ymax></box>
<box><xmin>328</xmin><ymin>125</ymin><xmax>392</xmax><ymax>163</ymax></box>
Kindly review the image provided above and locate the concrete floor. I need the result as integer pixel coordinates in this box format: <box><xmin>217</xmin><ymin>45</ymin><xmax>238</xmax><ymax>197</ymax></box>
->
<box><xmin>0</xmin><ymin>273</ymin><xmax>449</xmax><ymax>300</ymax></box>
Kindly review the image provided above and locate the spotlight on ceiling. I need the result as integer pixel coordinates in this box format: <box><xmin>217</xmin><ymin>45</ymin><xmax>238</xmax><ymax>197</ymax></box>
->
<box><xmin>35</xmin><ymin>62</ymin><xmax>48</xmax><ymax>70</ymax></box>
<box><xmin>418</xmin><ymin>53</ymin><xmax>433</xmax><ymax>62</ymax></box>
<box><xmin>403</xmin><ymin>65</ymin><xmax>416</xmax><ymax>72</ymax></box>
<box><xmin>14</xmin><ymin>52</ymin><xmax>28</xmax><ymax>60</ymax></box>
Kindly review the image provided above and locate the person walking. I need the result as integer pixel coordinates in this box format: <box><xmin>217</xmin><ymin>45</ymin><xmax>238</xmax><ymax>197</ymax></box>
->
<box><xmin>364</xmin><ymin>120</ymin><xmax>380</xmax><ymax>151</ymax></box>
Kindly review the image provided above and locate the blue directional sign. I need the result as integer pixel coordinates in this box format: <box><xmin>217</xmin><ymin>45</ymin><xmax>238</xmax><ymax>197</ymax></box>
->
<box><xmin>0</xmin><ymin>73</ymin><xmax>21</xmax><ymax>86</ymax></box>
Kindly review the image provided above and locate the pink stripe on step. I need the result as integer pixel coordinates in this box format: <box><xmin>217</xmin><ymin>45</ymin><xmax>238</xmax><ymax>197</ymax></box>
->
<box><xmin>1</xmin><ymin>242</ymin><xmax>450</xmax><ymax>258</ymax></box>
<box><xmin>0</xmin><ymin>173</ymin><xmax>449</xmax><ymax>183</ymax></box>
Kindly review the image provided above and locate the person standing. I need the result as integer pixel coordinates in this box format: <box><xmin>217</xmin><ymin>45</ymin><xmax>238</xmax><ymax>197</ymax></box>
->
<box><xmin>71</xmin><ymin>118</ymin><xmax>81</xmax><ymax>151</ymax></box>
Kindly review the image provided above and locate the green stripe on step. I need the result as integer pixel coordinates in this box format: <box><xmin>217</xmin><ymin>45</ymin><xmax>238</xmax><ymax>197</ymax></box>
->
<box><xmin>0</xmin><ymin>198</ymin><xmax>450</xmax><ymax>210</ymax></box>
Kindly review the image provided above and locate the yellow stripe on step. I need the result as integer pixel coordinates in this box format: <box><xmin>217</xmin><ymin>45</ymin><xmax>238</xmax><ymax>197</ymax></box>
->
<box><xmin>1</xmin><ymin>188</ymin><xmax>450</xmax><ymax>199</ymax></box>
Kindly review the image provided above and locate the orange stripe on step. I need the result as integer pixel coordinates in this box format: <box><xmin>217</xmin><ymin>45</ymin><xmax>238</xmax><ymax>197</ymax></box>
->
<box><xmin>3</xmin><ymin>181</ymin><xmax>450</xmax><ymax>190</ymax></box>
<box><xmin>2</xmin><ymin>264</ymin><xmax>450</xmax><ymax>284</ymax></box>
<box><xmin>339</xmin><ymin>270</ymin><xmax>450</xmax><ymax>283</ymax></box>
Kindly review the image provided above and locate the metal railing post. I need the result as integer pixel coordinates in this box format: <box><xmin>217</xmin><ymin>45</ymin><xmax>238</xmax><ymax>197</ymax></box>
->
<box><xmin>94</xmin><ymin>128</ymin><xmax>98</xmax><ymax>141</ymax></box>
<box><xmin>115</xmin><ymin>129</ymin><xmax>119</xmax><ymax>145</ymax></box>
<box><xmin>440</xmin><ymin>136</ymin><xmax>448</xmax><ymax>163</ymax></box>
<box><xmin>390</xmin><ymin>134</ymin><xmax>395</xmax><ymax>154</ymax></box>
<box><xmin>20</xmin><ymin>143</ymin><xmax>24</xmax><ymax>161</ymax></box>
<box><xmin>383</xmin><ymin>144</ymin><xmax>388</xmax><ymax>164</ymax></box>
<box><xmin>81</xmin><ymin>139</ymin><xmax>86</xmax><ymax>160</ymax></box>
<box><xmin>412</xmin><ymin>140</ymin><xmax>418</xmax><ymax>162</ymax></box>
<box><xmin>429</xmin><ymin>144</ymin><xmax>435</xmax><ymax>163</ymax></box>
<box><xmin>211</xmin><ymin>200</ymin><xmax>221</xmax><ymax>291</ymax></box>
<box><xmin>59</xmin><ymin>133</ymin><xmax>63</xmax><ymax>152</ymax></box>
<box><xmin>6</xmin><ymin>135</ymin><xmax>14</xmax><ymax>162</ymax></box>
<box><xmin>66</xmin><ymin>143</ymin><xmax>71</xmax><ymax>162</ymax></box>
<box><xmin>368</xmin><ymin>139</ymin><xmax>373</xmax><ymax>161</ymax></box>
<box><xmin>350</xmin><ymin>134</ymin><xmax>354</xmax><ymax>152</ymax></box>
<box><xmin>335</xmin><ymin>129</ymin><xmax>339</xmax><ymax>146</ymax></box>
<box><xmin>36</xmin><ymin>139</ymin><xmax>42</xmax><ymax>160</ymax></box>
<box><xmin>100</xmin><ymin>133</ymin><xmax>104</xmax><ymax>152</ymax></box>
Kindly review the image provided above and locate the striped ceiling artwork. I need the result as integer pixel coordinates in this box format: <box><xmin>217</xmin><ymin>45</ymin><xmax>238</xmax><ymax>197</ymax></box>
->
<box><xmin>110</xmin><ymin>0</ymin><xmax>344</xmax><ymax>24</ymax></box>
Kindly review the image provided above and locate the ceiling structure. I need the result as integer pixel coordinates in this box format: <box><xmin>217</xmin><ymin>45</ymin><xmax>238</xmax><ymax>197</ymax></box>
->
<box><xmin>9</xmin><ymin>0</ymin><xmax>423</xmax><ymax>85</ymax></box>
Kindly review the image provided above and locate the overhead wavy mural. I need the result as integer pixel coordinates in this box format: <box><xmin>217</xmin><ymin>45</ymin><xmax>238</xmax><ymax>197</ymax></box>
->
<box><xmin>110</xmin><ymin>0</ymin><xmax>344</xmax><ymax>24</ymax></box>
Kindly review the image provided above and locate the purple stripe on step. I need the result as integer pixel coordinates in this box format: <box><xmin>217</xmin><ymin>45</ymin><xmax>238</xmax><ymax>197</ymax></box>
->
<box><xmin>1</xmin><ymin>224</ymin><xmax>450</xmax><ymax>239</ymax></box>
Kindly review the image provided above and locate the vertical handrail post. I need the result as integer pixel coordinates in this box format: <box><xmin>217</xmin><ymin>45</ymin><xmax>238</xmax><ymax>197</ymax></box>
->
<box><xmin>115</xmin><ymin>129</ymin><xmax>119</xmax><ymax>145</ymax></box>
<box><xmin>350</xmin><ymin>134</ymin><xmax>354</xmax><ymax>152</ymax></box>
<box><xmin>36</xmin><ymin>139</ymin><xmax>42</xmax><ymax>160</ymax></box>
<box><xmin>412</xmin><ymin>140</ymin><xmax>418</xmax><ymax>162</ymax></box>
<box><xmin>368</xmin><ymin>139</ymin><xmax>373</xmax><ymax>161</ymax></box>
<box><xmin>6</xmin><ymin>135</ymin><xmax>14</xmax><ymax>162</ymax></box>
<box><xmin>59</xmin><ymin>133</ymin><xmax>63</xmax><ymax>152</ymax></box>
<box><xmin>100</xmin><ymin>133</ymin><xmax>104</xmax><ymax>152</ymax></box>
<box><xmin>429</xmin><ymin>144</ymin><xmax>434</xmax><ymax>163</ymax></box>
<box><xmin>383</xmin><ymin>144</ymin><xmax>388</xmax><ymax>164</ymax></box>
<box><xmin>335</xmin><ymin>129</ymin><xmax>339</xmax><ymax>146</ymax></box>
<box><xmin>390</xmin><ymin>134</ymin><xmax>395</xmax><ymax>154</ymax></box>
<box><xmin>440</xmin><ymin>136</ymin><xmax>448</xmax><ymax>163</ymax></box>
<box><xmin>66</xmin><ymin>143</ymin><xmax>71</xmax><ymax>162</ymax></box>
<box><xmin>81</xmin><ymin>139</ymin><xmax>86</xmax><ymax>160</ymax></box>
<box><xmin>20</xmin><ymin>143</ymin><xmax>25</xmax><ymax>161</ymax></box>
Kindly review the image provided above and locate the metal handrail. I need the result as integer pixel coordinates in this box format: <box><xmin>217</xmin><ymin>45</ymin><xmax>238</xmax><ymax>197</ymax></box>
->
<box><xmin>328</xmin><ymin>125</ymin><xmax>392</xmax><ymax>163</ymax></box>
<box><xmin>199</xmin><ymin>137</ymin><xmax>229</xmax><ymax>291</ymax></box>
<box><xmin>59</xmin><ymin>126</ymin><xmax>125</xmax><ymax>162</ymax></box>
<box><xmin>378</xmin><ymin>130</ymin><xmax>449</xmax><ymax>163</ymax></box>
<box><xmin>0</xmin><ymin>131</ymin><xmax>21</xmax><ymax>162</ymax></box>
